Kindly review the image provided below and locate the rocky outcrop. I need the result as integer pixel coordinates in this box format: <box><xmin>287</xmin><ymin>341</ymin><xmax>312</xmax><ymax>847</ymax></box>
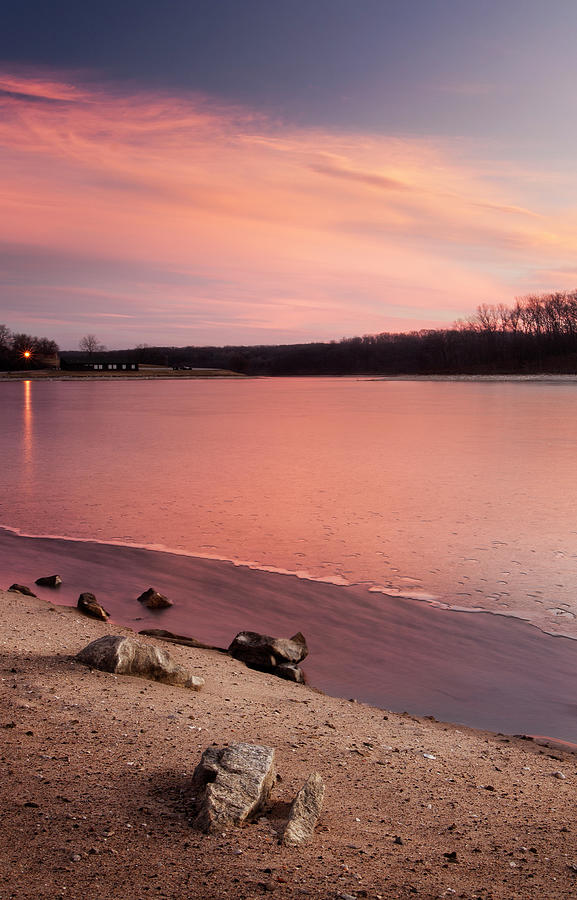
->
<box><xmin>77</xmin><ymin>592</ymin><xmax>109</xmax><ymax>621</ymax></box>
<box><xmin>228</xmin><ymin>631</ymin><xmax>308</xmax><ymax>681</ymax></box>
<box><xmin>76</xmin><ymin>635</ymin><xmax>204</xmax><ymax>689</ymax></box>
<box><xmin>137</xmin><ymin>588</ymin><xmax>173</xmax><ymax>609</ymax></box>
<box><xmin>282</xmin><ymin>773</ymin><xmax>325</xmax><ymax>846</ymax></box>
<box><xmin>138</xmin><ymin>628</ymin><xmax>224</xmax><ymax>651</ymax></box>
<box><xmin>8</xmin><ymin>584</ymin><xmax>37</xmax><ymax>597</ymax></box>
<box><xmin>189</xmin><ymin>743</ymin><xmax>276</xmax><ymax>833</ymax></box>
<box><xmin>35</xmin><ymin>575</ymin><xmax>62</xmax><ymax>587</ymax></box>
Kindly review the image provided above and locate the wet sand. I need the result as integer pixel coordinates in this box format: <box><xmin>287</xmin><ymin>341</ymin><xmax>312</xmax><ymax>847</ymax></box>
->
<box><xmin>2</xmin><ymin>587</ymin><xmax>577</xmax><ymax>899</ymax></box>
<box><xmin>3</xmin><ymin>528</ymin><xmax>577</xmax><ymax>743</ymax></box>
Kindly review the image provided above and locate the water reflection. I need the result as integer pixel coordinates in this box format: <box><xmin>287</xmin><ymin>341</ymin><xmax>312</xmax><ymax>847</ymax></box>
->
<box><xmin>22</xmin><ymin>380</ymin><xmax>33</xmax><ymax>487</ymax></box>
<box><xmin>1</xmin><ymin>378</ymin><xmax>577</xmax><ymax>639</ymax></box>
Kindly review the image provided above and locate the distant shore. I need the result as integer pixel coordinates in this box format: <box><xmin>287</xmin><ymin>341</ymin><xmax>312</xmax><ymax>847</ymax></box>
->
<box><xmin>3</xmin><ymin>586</ymin><xmax>577</xmax><ymax>899</ymax></box>
<box><xmin>373</xmin><ymin>373</ymin><xmax>577</xmax><ymax>383</ymax></box>
<box><xmin>3</xmin><ymin>369</ymin><xmax>577</xmax><ymax>383</ymax></box>
<box><xmin>0</xmin><ymin>367</ymin><xmax>246</xmax><ymax>381</ymax></box>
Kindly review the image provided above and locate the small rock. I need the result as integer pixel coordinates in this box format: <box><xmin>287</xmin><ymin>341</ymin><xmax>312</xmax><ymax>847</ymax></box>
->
<box><xmin>189</xmin><ymin>743</ymin><xmax>276</xmax><ymax>833</ymax></box>
<box><xmin>137</xmin><ymin>588</ymin><xmax>173</xmax><ymax>609</ymax></box>
<box><xmin>70</xmin><ymin>853</ymin><xmax>82</xmax><ymax>862</ymax></box>
<box><xmin>282</xmin><ymin>773</ymin><xmax>325</xmax><ymax>847</ymax></box>
<box><xmin>35</xmin><ymin>575</ymin><xmax>62</xmax><ymax>588</ymax></box>
<box><xmin>276</xmin><ymin>663</ymin><xmax>305</xmax><ymax>683</ymax></box>
<box><xmin>443</xmin><ymin>851</ymin><xmax>457</xmax><ymax>861</ymax></box>
<box><xmin>423</xmin><ymin>753</ymin><xmax>436</xmax><ymax>760</ymax></box>
<box><xmin>76</xmin><ymin>635</ymin><xmax>204</xmax><ymax>689</ymax></box>
<box><xmin>393</xmin><ymin>836</ymin><xmax>403</xmax><ymax>845</ymax></box>
<box><xmin>228</xmin><ymin>630</ymin><xmax>308</xmax><ymax>681</ymax></box>
<box><xmin>552</xmin><ymin>771</ymin><xmax>566</xmax><ymax>779</ymax></box>
<box><xmin>8</xmin><ymin>584</ymin><xmax>37</xmax><ymax>597</ymax></box>
<box><xmin>77</xmin><ymin>592</ymin><xmax>109</xmax><ymax>621</ymax></box>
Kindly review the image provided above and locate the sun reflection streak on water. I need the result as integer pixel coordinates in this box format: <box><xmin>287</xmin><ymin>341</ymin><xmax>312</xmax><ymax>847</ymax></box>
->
<box><xmin>21</xmin><ymin>380</ymin><xmax>33</xmax><ymax>489</ymax></box>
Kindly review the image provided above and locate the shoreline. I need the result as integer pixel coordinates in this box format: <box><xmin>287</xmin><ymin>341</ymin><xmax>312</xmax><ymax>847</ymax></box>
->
<box><xmin>4</xmin><ymin>527</ymin><xmax>577</xmax><ymax>744</ymax></box>
<box><xmin>0</xmin><ymin>369</ymin><xmax>246</xmax><ymax>381</ymax></box>
<box><xmin>2</xmin><ymin>370</ymin><xmax>577</xmax><ymax>383</ymax></box>
<box><xmin>2</xmin><ymin>587</ymin><xmax>577</xmax><ymax>899</ymax></box>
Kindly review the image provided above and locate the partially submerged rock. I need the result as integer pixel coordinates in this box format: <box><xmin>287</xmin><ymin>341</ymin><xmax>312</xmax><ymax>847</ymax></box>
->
<box><xmin>76</xmin><ymin>635</ymin><xmax>204</xmax><ymax>689</ymax></box>
<box><xmin>189</xmin><ymin>743</ymin><xmax>276</xmax><ymax>833</ymax></box>
<box><xmin>35</xmin><ymin>575</ymin><xmax>62</xmax><ymax>588</ymax></box>
<box><xmin>138</xmin><ymin>628</ymin><xmax>224</xmax><ymax>651</ymax></box>
<box><xmin>228</xmin><ymin>631</ymin><xmax>308</xmax><ymax>681</ymax></box>
<box><xmin>8</xmin><ymin>584</ymin><xmax>37</xmax><ymax>597</ymax></box>
<box><xmin>137</xmin><ymin>588</ymin><xmax>173</xmax><ymax>609</ymax></box>
<box><xmin>282</xmin><ymin>773</ymin><xmax>325</xmax><ymax>847</ymax></box>
<box><xmin>77</xmin><ymin>592</ymin><xmax>109</xmax><ymax>621</ymax></box>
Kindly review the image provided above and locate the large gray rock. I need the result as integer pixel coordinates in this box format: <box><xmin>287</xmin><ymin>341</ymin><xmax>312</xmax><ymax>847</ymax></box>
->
<box><xmin>189</xmin><ymin>743</ymin><xmax>276</xmax><ymax>833</ymax></box>
<box><xmin>228</xmin><ymin>630</ymin><xmax>308</xmax><ymax>679</ymax></box>
<box><xmin>137</xmin><ymin>588</ymin><xmax>173</xmax><ymax>609</ymax></box>
<box><xmin>282</xmin><ymin>773</ymin><xmax>325</xmax><ymax>846</ymax></box>
<box><xmin>77</xmin><ymin>592</ymin><xmax>109</xmax><ymax>621</ymax></box>
<box><xmin>76</xmin><ymin>635</ymin><xmax>204</xmax><ymax>690</ymax></box>
<box><xmin>8</xmin><ymin>583</ymin><xmax>37</xmax><ymax>597</ymax></box>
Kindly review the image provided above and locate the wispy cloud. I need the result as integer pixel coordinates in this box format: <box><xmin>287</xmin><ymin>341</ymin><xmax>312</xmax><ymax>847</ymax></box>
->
<box><xmin>0</xmin><ymin>70</ymin><xmax>574</xmax><ymax>346</ymax></box>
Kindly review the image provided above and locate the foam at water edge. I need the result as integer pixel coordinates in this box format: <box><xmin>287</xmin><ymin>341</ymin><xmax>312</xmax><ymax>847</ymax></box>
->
<box><xmin>1</xmin><ymin>521</ymin><xmax>575</xmax><ymax>642</ymax></box>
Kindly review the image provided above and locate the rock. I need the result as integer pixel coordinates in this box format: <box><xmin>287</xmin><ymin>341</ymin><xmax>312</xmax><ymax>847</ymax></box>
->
<box><xmin>76</xmin><ymin>635</ymin><xmax>204</xmax><ymax>689</ymax></box>
<box><xmin>8</xmin><ymin>584</ymin><xmax>37</xmax><ymax>597</ymax></box>
<box><xmin>77</xmin><ymin>592</ymin><xmax>109</xmax><ymax>621</ymax></box>
<box><xmin>282</xmin><ymin>773</ymin><xmax>325</xmax><ymax>846</ymax></box>
<box><xmin>137</xmin><ymin>588</ymin><xmax>173</xmax><ymax>609</ymax></box>
<box><xmin>138</xmin><ymin>628</ymin><xmax>224</xmax><ymax>651</ymax></box>
<box><xmin>189</xmin><ymin>743</ymin><xmax>276</xmax><ymax>833</ymax></box>
<box><xmin>276</xmin><ymin>662</ymin><xmax>305</xmax><ymax>683</ymax></box>
<box><xmin>228</xmin><ymin>631</ymin><xmax>308</xmax><ymax>680</ymax></box>
<box><xmin>35</xmin><ymin>575</ymin><xmax>62</xmax><ymax>588</ymax></box>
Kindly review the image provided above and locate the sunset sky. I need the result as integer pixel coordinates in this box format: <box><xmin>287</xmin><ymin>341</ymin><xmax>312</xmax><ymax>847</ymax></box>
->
<box><xmin>2</xmin><ymin>0</ymin><xmax>577</xmax><ymax>348</ymax></box>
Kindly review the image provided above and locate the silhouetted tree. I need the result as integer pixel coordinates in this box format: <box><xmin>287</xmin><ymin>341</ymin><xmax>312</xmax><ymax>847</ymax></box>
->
<box><xmin>79</xmin><ymin>334</ymin><xmax>106</xmax><ymax>360</ymax></box>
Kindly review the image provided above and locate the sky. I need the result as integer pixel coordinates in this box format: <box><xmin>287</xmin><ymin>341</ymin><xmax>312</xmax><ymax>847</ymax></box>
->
<box><xmin>2</xmin><ymin>0</ymin><xmax>577</xmax><ymax>348</ymax></box>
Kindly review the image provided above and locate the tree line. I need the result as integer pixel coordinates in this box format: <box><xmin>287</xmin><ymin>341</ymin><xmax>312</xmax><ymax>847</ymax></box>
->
<box><xmin>7</xmin><ymin>290</ymin><xmax>577</xmax><ymax>375</ymax></box>
<box><xmin>62</xmin><ymin>291</ymin><xmax>577</xmax><ymax>376</ymax></box>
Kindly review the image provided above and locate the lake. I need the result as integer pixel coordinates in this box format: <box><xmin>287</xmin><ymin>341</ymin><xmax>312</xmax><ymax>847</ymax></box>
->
<box><xmin>2</xmin><ymin>377</ymin><xmax>577</xmax><ymax>738</ymax></box>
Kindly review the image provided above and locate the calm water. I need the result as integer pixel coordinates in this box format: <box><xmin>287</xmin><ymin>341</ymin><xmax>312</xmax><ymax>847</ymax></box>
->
<box><xmin>2</xmin><ymin>377</ymin><xmax>577</xmax><ymax>738</ymax></box>
<box><xmin>2</xmin><ymin>377</ymin><xmax>577</xmax><ymax>633</ymax></box>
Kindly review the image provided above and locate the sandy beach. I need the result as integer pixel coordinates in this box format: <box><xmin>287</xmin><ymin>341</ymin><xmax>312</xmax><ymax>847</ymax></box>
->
<box><xmin>2</xmin><ymin>588</ymin><xmax>577</xmax><ymax>899</ymax></box>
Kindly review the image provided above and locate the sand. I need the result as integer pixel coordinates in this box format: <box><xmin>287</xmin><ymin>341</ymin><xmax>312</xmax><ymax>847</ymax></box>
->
<box><xmin>2</xmin><ymin>588</ymin><xmax>577</xmax><ymax>900</ymax></box>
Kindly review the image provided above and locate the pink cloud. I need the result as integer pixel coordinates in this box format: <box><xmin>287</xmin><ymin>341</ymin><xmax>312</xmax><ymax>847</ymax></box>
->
<box><xmin>0</xmin><ymin>70</ymin><xmax>575</xmax><ymax>346</ymax></box>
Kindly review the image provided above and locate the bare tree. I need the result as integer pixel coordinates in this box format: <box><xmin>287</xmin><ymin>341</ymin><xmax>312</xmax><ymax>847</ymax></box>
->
<box><xmin>0</xmin><ymin>324</ymin><xmax>11</xmax><ymax>351</ymax></box>
<box><xmin>79</xmin><ymin>334</ymin><xmax>106</xmax><ymax>360</ymax></box>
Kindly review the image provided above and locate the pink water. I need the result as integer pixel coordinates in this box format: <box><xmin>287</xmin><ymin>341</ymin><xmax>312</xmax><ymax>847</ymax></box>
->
<box><xmin>1</xmin><ymin>377</ymin><xmax>576</xmax><ymax>635</ymax></box>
